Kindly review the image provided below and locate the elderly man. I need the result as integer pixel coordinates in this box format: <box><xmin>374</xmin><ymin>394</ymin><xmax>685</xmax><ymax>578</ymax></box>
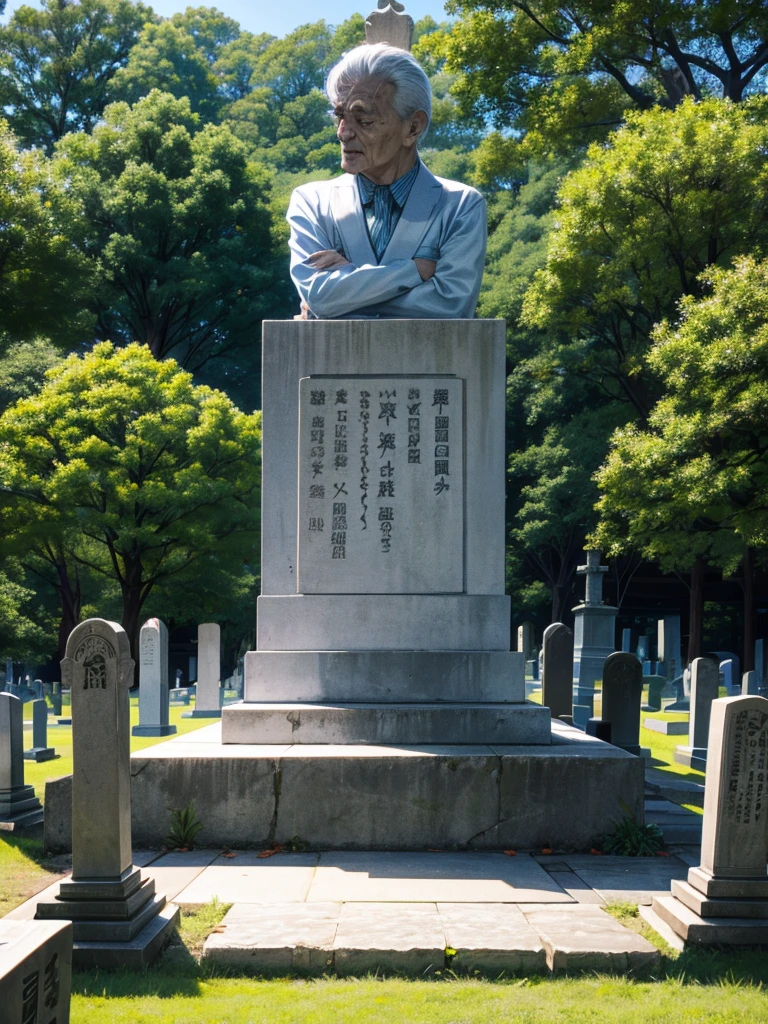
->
<box><xmin>287</xmin><ymin>43</ymin><xmax>487</xmax><ymax>319</ymax></box>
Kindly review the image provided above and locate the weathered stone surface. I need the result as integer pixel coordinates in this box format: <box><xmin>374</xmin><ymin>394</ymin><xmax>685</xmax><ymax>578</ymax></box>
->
<box><xmin>644</xmin><ymin>718</ymin><xmax>688</xmax><ymax>735</ymax></box>
<box><xmin>189</xmin><ymin>623</ymin><xmax>221</xmax><ymax>715</ymax></box>
<box><xmin>601</xmin><ymin>653</ymin><xmax>643</xmax><ymax>756</ymax></box>
<box><xmin>522</xmin><ymin>904</ymin><xmax>659</xmax><ymax>973</ymax></box>
<box><xmin>547</xmin><ymin>854</ymin><xmax>688</xmax><ymax>906</ymax></box>
<box><xmin>334</xmin><ymin>902</ymin><xmax>445</xmax><ymax>977</ymax></box>
<box><xmin>652</xmin><ymin>895</ymin><xmax>768</xmax><ymax>945</ymax></box>
<box><xmin>0</xmin><ymin>692</ymin><xmax>43</xmax><ymax>827</ymax></box>
<box><xmin>133</xmin><ymin>618</ymin><xmax>175</xmax><ymax>738</ymax></box>
<box><xmin>541</xmin><ymin>623</ymin><xmax>573</xmax><ymax>720</ymax></box>
<box><xmin>0</xmin><ymin>919</ymin><xmax>72</xmax><ymax>1024</ymax></box>
<box><xmin>222</xmin><ymin>701</ymin><xmax>551</xmax><ymax>745</ymax></box>
<box><xmin>174</xmin><ymin>852</ymin><xmax>318</xmax><ymax>905</ymax></box>
<box><xmin>243</xmin><ymin>649</ymin><xmax>524</xmax><ymax>704</ymax></box>
<box><xmin>438</xmin><ymin>903</ymin><xmax>547</xmax><ymax>973</ymax></box>
<box><xmin>671</xmin><ymin>878</ymin><xmax>768</xmax><ymax>919</ymax></box>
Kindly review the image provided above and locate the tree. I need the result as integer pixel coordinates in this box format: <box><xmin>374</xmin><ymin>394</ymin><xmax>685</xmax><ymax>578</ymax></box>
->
<box><xmin>593</xmin><ymin>256</ymin><xmax>768</xmax><ymax>663</ymax></box>
<box><xmin>53</xmin><ymin>90</ymin><xmax>289</xmax><ymax>377</ymax></box>
<box><xmin>521</xmin><ymin>97</ymin><xmax>768</xmax><ymax>422</ymax></box>
<box><xmin>0</xmin><ymin>122</ymin><xmax>94</xmax><ymax>347</ymax></box>
<box><xmin>0</xmin><ymin>0</ymin><xmax>153</xmax><ymax>152</ymax></box>
<box><xmin>417</xmin><ymin>0</ymin><xmax>768</xmax><ymax>155</ymax></box>
<box><xmin>0</xmin><ymin>342</ymin><xmax>262</xmax><ymax>661</ymax></box>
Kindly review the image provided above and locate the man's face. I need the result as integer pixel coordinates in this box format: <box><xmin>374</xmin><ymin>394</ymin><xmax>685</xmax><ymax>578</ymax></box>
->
<box><xmin>334</xmin><ymin>77</ymin><xmax>419</xmax><ymax>184</ymax></box>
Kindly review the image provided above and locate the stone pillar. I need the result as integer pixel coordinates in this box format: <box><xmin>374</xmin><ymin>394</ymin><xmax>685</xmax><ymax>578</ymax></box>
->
<box><xmin>0</xmin><ymin>693</ymin><xmax>43</xmax><ymax>828</ymax></box>
<box><xmin>35</xmin><ymin>619</ymin><xmax>179</xmax><ymax>967</ymax></box>
<box><xmin>674</xmin><ymin>657</ymin><xmax>719</xmax><ymax>771</ymax></box>
<box><xmin>621</xmin><ymin>628</ymin><xmax>631</xmax><ymax>653</ymax></box>
<box><xmin>653</xmin><ymin>696</ymin><xmax>768</xmax><ymax>944</ymax></box>
<box><xmin>541</xmin><ymin>623</ymin><xmax>573</xmax><ymax>720</ymax></box>
<box><xmin>517</xmin><ymin>621</ymin><xmax>534</xmax><ymax>657</ymax></box>
<box><xmin>23</xmin><ymin>698</ymin><xmax>55</xmax><ymax>762</ymax></box>
<box><xmin>571</xmin><ymin>551</ymin><xmax>617</xmax><ymax>714</ymax></box>
<box><xmin>184</xmin><ymin>623</ymin><xmax>222</xmax><ymax>718</ymax></box>
<box><xmin>600</xmin><ymin>652</ymin><xmax>644</xmax><ymax>757</ymax></box>
<box><xmin>657</xmin><ymin>615</ymin><xmax>682</xmax><ymax>681</ymax></box>
<box><xmin>132</xmin><ymin>618</ymin><xmax>176</xmax><ymax>738</ymax></box>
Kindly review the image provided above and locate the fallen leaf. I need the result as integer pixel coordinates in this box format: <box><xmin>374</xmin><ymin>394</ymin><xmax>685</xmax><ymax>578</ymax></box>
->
<box><xmin>503</xmin><ymin>849</ymin><xmax>516</xmax><ymax>856</ymax></box>
<box><xmin>590</xmin><ymin>848</ymin><xmax>603</xmax><ymax>855</ymax></box>
<box><xmin>427</xmin><ymin>848</ymin><xmax>443</xmax><ymax>853</ymax></box>
<box><xmin>257</xmin><ymin>844</ymin><xmax>284</xmax><ymax>859</ymax></box>
<box><xmin>221</xmin><ymin>852</ymin><xmax>237</xmax><ymax>859</ymax></box>
<box><xmin>540</xmin><ymin>847</ymin><xmax>553</xmax><ymax>855</ymax></box>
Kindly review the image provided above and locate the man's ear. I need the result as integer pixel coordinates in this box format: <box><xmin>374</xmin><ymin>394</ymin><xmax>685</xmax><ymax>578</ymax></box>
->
<box><xmin>405</xmin><ymin>110</ymin><xmax>428</xmax><ymax>146</ymax></box>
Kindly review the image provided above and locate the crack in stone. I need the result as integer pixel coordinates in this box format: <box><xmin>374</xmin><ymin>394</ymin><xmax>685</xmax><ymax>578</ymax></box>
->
<box><xmin>267</xmin><ymin>760</ymin><xmax>282</xmax><ymax>845</ymax></box>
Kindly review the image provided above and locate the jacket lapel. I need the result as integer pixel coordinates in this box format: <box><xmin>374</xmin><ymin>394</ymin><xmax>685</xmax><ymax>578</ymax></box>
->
<box><xmin>330</xmin><ymin>174</ymin><xmax>376</xmax><ymax>266</ymax></box>
<box><xmin>382</xmin><ymin>162</ymin><xmax>443</xmax><ymax>261</ymax></box>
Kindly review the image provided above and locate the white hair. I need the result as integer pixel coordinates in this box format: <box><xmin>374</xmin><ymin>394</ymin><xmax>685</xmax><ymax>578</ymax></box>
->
<box><xmin>326</xmin><ymin>43</ymin><xmax>432</xmax><ymax>140</ymax></box>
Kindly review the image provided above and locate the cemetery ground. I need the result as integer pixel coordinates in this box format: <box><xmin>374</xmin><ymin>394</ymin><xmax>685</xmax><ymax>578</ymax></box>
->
<box><xmin>3</xmin><ymin>691</ymin><xmax>768</xmax><ymax>1022</ymax></box>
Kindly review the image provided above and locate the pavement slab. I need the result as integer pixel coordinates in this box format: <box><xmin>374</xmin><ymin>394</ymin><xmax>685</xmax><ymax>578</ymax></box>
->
<box><xmin>333</xmin><ymin>902</ymin><xmax>446</xmax><ymax>977</ymax></box>
<box><xmin>173</xmin><ymin>853</ymin><xmax>319</xmax><ymax>905</ymax></box>
<box><xmin>521</xmin><ymin>904</ymin><xmax>660</xmax><ymax>973</ymax></box>
<box><xmin>307</xmin><ymin>852</ymin><xmax>573</xmax><ymax>904</ymax></box>
<box><xmin>437</xmin><ymin>902</ymin><xmax>547</xmax><ymax>973</ymax></box>
<box><xmin>141</xmin><ymin>849</ymin><xmax>222</xmax><ymax>902</ymax></box>
<box><xmin>202</xmin><ymin>902</ymin><xmax>340</xmax><ymax>973</ymax></box>
<box><xmin>544</xmin><ymin>854</ymin><xmax>689</xmax><ymax>906</ymax></box>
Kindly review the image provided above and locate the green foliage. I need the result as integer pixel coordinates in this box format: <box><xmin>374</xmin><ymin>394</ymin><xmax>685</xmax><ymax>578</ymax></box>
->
<box><xmin>0</xmin><ymin>123</ymin><xmax>94</xmax><ymax>348</ymax></box>
<box><xmin>0</xmin><ymin>0</ymin><xmax>153</xmax><ymax>153</ymax></box>
<box><xmin>53</xmin><ymin>89</ymin><xmax>288</xmax><ymax>373</ymax></box>
<box><xmin>166</xmin><ymin>802</ymin><xmax>204</xmax><ymax>850</ymax></box>
<box><xmin>0</xmin><ymin>342</ymin><xmax>262</xmax><ymax>654</ymax></box>
<box><xmin>594</xmin><ymin>256</ymin><xmax>768</xmax><ymax>570</ymax></box>
<box><xmin>604</xmin><ymin>816</ymin><xmax>665</xmax><ymax>857</ymax></box>
<box><xmin>0</xmin><ymin>339</ymin><xmax>64</xmax><ymax>415</ymax></box>
<box><xmin>0</xmin><ymin>562</ymin><xmax>56</xmax><ymax>662</ymax></box>
<box><xmin>420</xmin><ymin>0</ymin><xmax>768</xmax><ymax>156</ymax></box>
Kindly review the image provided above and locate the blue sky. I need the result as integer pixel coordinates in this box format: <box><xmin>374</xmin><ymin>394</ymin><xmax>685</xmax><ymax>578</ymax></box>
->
<box><xmin>1</xmin><ymin>1</ymin><xmax>452</xmax><ymax>37</ymax></box>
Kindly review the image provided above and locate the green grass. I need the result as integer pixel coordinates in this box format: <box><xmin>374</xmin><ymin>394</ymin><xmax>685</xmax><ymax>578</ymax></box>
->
<box><xmin>0</xmin><ymin>832</ymin><xmax>65</xmax><ymax>915</ymax></box>
<box><xmin>22</xmin><ymin>699</ymin><xmax>211</xmax><ymax>800</ymax></box>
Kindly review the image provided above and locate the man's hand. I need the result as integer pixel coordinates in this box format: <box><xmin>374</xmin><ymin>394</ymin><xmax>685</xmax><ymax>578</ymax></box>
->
<box><xmin>413</xmin><ymin>258</ymin><xmax>437</xmax><ymax>281</ymax></box>
<box><xmin>307</xmin><ymin>249</ymin><xmax>350</xmax><ymax>270</ymax></box>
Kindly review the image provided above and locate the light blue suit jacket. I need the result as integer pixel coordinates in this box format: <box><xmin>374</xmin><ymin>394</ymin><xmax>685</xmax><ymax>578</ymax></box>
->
<box><xmin>287</xmin><ymin>162</ymin><xmax>487</xmax><ymax>319</ymax></box>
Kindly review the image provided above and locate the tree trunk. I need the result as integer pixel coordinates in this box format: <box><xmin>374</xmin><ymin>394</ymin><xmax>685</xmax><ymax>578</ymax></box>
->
<box><xmin>120</xmin><ymin>559</ymin><xmax>146</xmax><ymax>684</ymax></box>
<box><xmin>56</xmin><ymin>561</ymin><xmax>81</xmax><ymax>663</ymax></box>
<box><xmin>687</xmin><ymin>557</ymin><xmax>705</xmax><ymax>664</ymax></box>
<box><xmin>743</xmin><ymin>547</ymin><xmax>755</xmax><ymax>672</ymax></box>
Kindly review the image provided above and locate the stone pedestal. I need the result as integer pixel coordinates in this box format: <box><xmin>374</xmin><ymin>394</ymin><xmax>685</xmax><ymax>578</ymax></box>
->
<box><xmin>224</xmin><ymin>319</ymin><xmax>548</xmax><ymax>747</ymax></box>
<box><xmin>23</xmin><ymin>698</ymin><xmax>55</xmax><ymax>762</ymax></box>
<box><xmin>133</xmin><ymin>618</ymin><xmax>176</xmax><ymax>738</ymax></box>
<box><xmin>0</xmin><ymin>692</ymin><xmax>43</xmax><ymax>829</ymax></box>
<box><xmin>572</xmin><ymin>605</ymin><xmax>617</xmax><ymax>712</ymax></box>
<box><xmin>653</xmin><ymin>696</ymin><xmax>768</xmax><ymax>944</ymax></box>
<box><xmin>35</xmin><ymin>619</ymin><xmax>178</xmax><ymax>967</ymax></box>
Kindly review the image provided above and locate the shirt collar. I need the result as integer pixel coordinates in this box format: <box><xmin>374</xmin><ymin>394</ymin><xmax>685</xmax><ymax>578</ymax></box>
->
<box><xmin>357</xmin><ymin>159</ymin><xmax>420</xmax><ymax>208</ymax></box>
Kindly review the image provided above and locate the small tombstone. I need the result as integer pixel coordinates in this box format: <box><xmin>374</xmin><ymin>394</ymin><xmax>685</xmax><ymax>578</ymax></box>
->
<box><xmin>0</xmin><ymin>693</ymin><xmax>43</xmax><ymax>828</ymax></box>
<box><xmin>636</xmin><ymin>636</ymin><xmax>649</xmax><ymax>662</ymax></box>
<box><xmin>665</xmin><ymin>674</ymin><xmax>689</xmax><ymax>711</ymax></box>
<box><xmin>642</xmin><ymin>674</ymin><xmax>666</xmax><ymax>712</ymax></box>
<box><xmin>365</xmin><ymin>0</ymin><xmax>413</xmax><ymax>50</ymax></box>
<box><xmin>132</xmin><ymin>618</ymin><xmax>176</xmax><ymax>738</ymax></box>
<box><xmin>674</xmin><ymin>658</ymin><xmax>719</xmax><ymax>771</ymax></box>
<box><xmin>720</xmin><ymin>659</ymin><xmax>734</xmax><ymax>695</ymax></box>
<box><xmin>183</xmin><ymin>623</ymin><xmax>222</xmax><ymax>718</ymax></box>
<box><xmin>51</xmin><ymin>682</ymin><xmax>62</xmax><ymax>717</ymax></box>
<box><xmin>654</xmin><ymin>696</ymin><xmax>768</xmax><ymax>943</ymax></box>
<box><xmin>517</xmin><ymin>621</ymin><xmax>534</xmax><ymax>658</ymax></box>
<box><xmin>621</xmin><ymin>628</ymin><xmax>632</xmax><ymax>653</ymax></box>
<box><xmin>0</xmin><ymin>919</ymin><xmax>72</xmax><ymax>1024</ymax></box>
<box><xmin>642</xmin><ymin>661</ymin><xmax>652</xmax><ymax>677</ymax></box>
<box><xmin>586</xmin><ymin>717</ymin><xmax>611</xmax><ymax>742</ymax></box>
<box><xmin>24</xmin><ymin>698</ymin><xmax>55</xmax><ymax>762</ymax></box>
<box><xmin>743</xmin><ymin>670</ymin><xmax>759</xmax><ymax>696</ymax></box>
<box><xmin>35</xmin><ymin>619</ymin><xmax>178</xmax><ymax>967</ymax></box>
<box><xmin>541</xmin><ymin>623</ymin><xmax>573</xmax><ymax>720</ymax></box>
<box><xmin>600</xmin><ymin>652</ymin><xmax>644</xmax><ymax>756</ymax></box>
<box><xmin>756</xmin><ymin>638</ymin><xmax>766</xmax><ymax>695</ymax></box>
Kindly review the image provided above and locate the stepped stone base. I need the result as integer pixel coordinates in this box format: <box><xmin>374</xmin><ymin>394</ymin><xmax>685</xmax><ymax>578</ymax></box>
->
<box><xmin>222</xmin><ymin>701</ymin><xmax>550</xmax><ymax>746</ymax></box>
<box><xmin>43</xmin><ymin>721</ymin><xmax>645</xmax><ymax>853</ymax></box>
<box><xmin>245</xmin><ymin>650</ymin><xmax>524</xmax><ymax>704</ymax></box>
<box><xmin>652</xmin><ymin>895</ymin><xmax>768</xmax><ymax>945</ymax></box>
<box><xmin>0</xmin><ymin>785</ymin><xmax>43</xmax><ymax>829</ymax></box>
<box><xmin>673</xmin><ymin>746</ymin><xmax>706</xmax><ymax>771</ymax></box>
<box><xmin>644</xmin><ymin>718</ymin><xmax>688</xmax><ymax>735</ymax></box>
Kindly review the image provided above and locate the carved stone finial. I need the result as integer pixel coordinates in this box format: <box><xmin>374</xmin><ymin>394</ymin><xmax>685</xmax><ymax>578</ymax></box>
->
<box><xmin>365</xmin><ymin>1</ymin><xmax>414</xmax><ymax>51</ymax></box>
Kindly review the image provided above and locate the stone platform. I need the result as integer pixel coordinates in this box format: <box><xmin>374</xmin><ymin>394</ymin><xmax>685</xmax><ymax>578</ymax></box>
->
<box><xmin>43</xmin><ymin>721</ymin><xmax>644</xmax><ymax>853</ymax></box>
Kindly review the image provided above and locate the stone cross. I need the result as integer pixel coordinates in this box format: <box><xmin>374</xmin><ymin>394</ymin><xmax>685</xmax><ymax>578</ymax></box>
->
<box><xmin>576</xmin><ymin>550</ymin><xmax>608</xmax><ymax>607</ymax></box>
<box><xmin>133</xmin><ymin>618</ymin><xmax>176</xmax><ymax>738</ymax></box>
<box><xmin>365</xmin><ymin>0</ymin><xmax>414</xmax><ymax>50</ymax></box>
<box><xmin>689</xmin><ymin>695</ymin><xmax>768</xmax><ymax>896</ymax></box>
<box><xmin>541</xmin><ymin>622</ymin><xmax>573</xmax><ymax>720</ymax></box>
<box><xmin>600</xmin><ymin>652</ymin><xmax>643</xmax><ymax>756</ymax></box>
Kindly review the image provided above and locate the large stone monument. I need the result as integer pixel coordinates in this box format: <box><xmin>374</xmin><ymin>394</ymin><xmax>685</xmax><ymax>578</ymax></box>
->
<box><xmin>0</xmin><ymin>693</ymin><xmax>43</xmax><ymax>829</ymax></box>
<box><xmin>572</xmin><ymin>551</ymin><xmax>617</xmax><ymax>713</ymax></box>
<box><xmin>653</xmin><ymin>695</ymin><xmax>768</xmax><ymax>943</ymax></box>
<box><xmin>132</xmin><ymin>618</ymin><xmax>176</xmax><ymax>737</ymax></box>
<box><xmin>35</xmin><ymin>619</ymin><xmax>178</xmax><ymax>967</ymax></box>
<box><xmin>224</xmin><ymin>320</ymin><xmax>550</xmax><ymax>746</ymax></box>
<box><xmin>674</xmin><ymin>657</ymin><xmax>719</xmax><ymax>771</ymax></box>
